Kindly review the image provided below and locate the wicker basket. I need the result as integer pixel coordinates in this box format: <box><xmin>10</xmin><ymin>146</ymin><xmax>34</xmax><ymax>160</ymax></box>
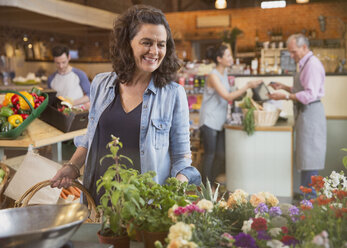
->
<box><xmin>14</xmin><ymin>180</ymin><xmax>100</xmax><ymax>222</ymax></box>
<box><xmin>0</xmin><ymin>163</ymin><xmax>10</xmax><ymax>204</ymax></box>
<box><xmin>243</xmin><ymin>109</ymin><xmax>280</xmax><ymax>127</ymax></box>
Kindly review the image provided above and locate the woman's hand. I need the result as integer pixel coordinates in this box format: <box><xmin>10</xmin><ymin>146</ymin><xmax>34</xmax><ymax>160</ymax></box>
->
<box><xmin>176</xmin><ymin>173</ymin><xmax>189</xmax><ymax>183</ymax></box>
<box><xmin>50</xmin><ymin>164</ymin><xmax>79</xmax><ymax>189</ymax></box>
<box><xmin>247</xmin><ymin>80</ymin><xmax>263</xmax><ymax>89</ymax></box>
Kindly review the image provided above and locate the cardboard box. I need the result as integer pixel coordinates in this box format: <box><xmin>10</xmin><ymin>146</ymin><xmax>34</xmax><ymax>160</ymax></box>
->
<box><xmin>39</xmin><ymin>97</ymin><xmax>88</xmax><ymax>133</ymax></box>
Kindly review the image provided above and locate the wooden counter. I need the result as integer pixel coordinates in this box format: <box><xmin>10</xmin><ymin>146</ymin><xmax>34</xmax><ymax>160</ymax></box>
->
<box><xmin>0</xmin><ymin>119</ymin><xmax>86</xmax><ymax>162</ymax></box>
<box><xmin>224</xmin><ymin>117</ymin><xmax>294</xmax><ymax>132</ymax></box>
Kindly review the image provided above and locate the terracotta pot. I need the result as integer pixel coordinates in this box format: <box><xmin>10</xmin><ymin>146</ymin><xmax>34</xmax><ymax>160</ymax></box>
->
<box><xmin>142</xmin><ymin>230</ymin><xmax>168</xmax><ymax>248</ymax></box>
<box><xmin>97</xmin><ymin>230</ymin><xmax>130</xmax><ymax>248</ymax></box>
<box><xmin>135</xmin><ymin>228</ymin><xmax>143</xmax><ymax>242</ymax></box>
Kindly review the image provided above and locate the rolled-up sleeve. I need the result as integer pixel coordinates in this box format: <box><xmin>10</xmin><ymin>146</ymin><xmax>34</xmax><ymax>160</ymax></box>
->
<box><xmin>295</xmin><ymin>60</ymin><xmax>325</xmax><ymax>105</ymax></box>
<box><xmin>74</xmin><ymin>74</ymin><xmax>100</xmax><ymax>148</ymax></box>
<box><xmin>169</xmin><ymin>85</ymin><xmax>201</xmax><ymax>185</ymax></box>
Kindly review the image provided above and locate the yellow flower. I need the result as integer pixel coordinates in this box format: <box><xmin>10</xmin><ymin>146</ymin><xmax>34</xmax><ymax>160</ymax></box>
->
<box><xmin>259</xmin><ymin>192</ymin><xmax>279</xmax><ymax>207</ymax></box>
<box><xmin>168</xmin><ymin>222</ymin><xmax>193</xmax><ymax>241</ymax></box>
<box><xmin>250</xmin><ymin>194</ymin><xmax>266</xmax><ymax>207</ymax></box>
<box><xmin>167</xmin><ymin>238</ymin><xmax>198</xmax><ymax>248</ymax></box>
<box><xmin>196</xmin><ymin>199</ymin><xmax>214</xmax><ymax>212</ymax></box>
<box><xmin>227</xmin><ymin>189</ymin><xmax>249</xmax><ymax>207</ymax></box>
<box><xmin>168</xmin><ymin>204</ymin><xmax>179</xmax><ymax>222</ymax></box>
<box><xmin>218</xmin><ymin>200</ymin><xmax>228</xmax><ymax>209</ymax></box>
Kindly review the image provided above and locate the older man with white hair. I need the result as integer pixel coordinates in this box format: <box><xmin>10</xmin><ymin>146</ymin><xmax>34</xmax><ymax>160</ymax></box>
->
<box><xmin>269</xmin><ymin>34</ymin><xmax>326</xmax><ymax>199</ymax></box>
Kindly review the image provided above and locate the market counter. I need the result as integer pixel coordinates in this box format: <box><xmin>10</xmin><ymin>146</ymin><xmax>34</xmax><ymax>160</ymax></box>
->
<box><xmin>224</xmin><ymin>118</ymin><xmax>294</xmax><ymax>199</ymax></box>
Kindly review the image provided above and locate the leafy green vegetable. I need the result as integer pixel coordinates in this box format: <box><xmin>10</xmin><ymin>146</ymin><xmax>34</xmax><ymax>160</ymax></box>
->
<box><xmin>243</xmin><ymin>108</ymin><xmax>255</xmax><ymax>135</ymax></box>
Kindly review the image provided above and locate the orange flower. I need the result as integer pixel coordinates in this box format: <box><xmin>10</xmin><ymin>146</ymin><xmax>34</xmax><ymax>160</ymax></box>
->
<box><xmin>333</xmin><ymin>189</ymin><xmax>347</xmax><ymax>200</ymax></box>
<box><xmin>299</xmin><ymin>186</ymin><xmax>312</xmax><ymax>194</ymax></box>
<box><xmin>300</xmin><ymin>205</ymin><xmax>312</xmax><ymax>211</ymax></box>
<box><xmin>317</xmin><ymin>195</ymin><xmax>332</xmax><ymax>205</ymax></box>
<box><xmin>309</xmin><ymin>175</ymin><xmax>324</xmax><ymax>192</ymax></box>
<box><xmin>300</xmin><ymin>215</ymin><xmax>306</xmax><ymax>220</ymax></box>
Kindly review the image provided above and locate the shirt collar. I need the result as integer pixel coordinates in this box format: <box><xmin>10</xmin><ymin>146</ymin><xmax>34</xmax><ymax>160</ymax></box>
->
<box><xmin>145</xmin><ymin>77</ymin><xmax>157</xmax><ymax>95</ymax></box>
<box><xmin>106</xmin><ymin>72</ymin><xmax>157</xmax><ymax>94</ymax></box>
<box><xmin>106</xmin><ymin>72</ymin><xmax>117</xmax><ymax>88</ymax></box>
<box><xmin>299</xmin><ymin>51</ymin><xmax>313</xmax><ymax>69</ymax></box>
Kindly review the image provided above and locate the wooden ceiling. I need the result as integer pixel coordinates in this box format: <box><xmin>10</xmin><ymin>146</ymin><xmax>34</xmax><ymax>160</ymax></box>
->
<box><xmin>62</xmin><ymin>0</ymin><xmax>344</xmax><ymax>13</ymax></box>
<box><xmin>0</xmin><ymin>0</ymin><xmax>343</xmax><ymax>39</ymax></box>
<box><xmin>0</xmin><ymin>7</ymin><xmax>110</xmax><ymax>37</ymax></box>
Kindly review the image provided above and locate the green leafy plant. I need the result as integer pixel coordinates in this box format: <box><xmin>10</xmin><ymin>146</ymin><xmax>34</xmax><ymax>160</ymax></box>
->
<box><xmin>135</xmin><ymin>177</ymin><xmax>198</xmax><ymax>233</ymax></box>
<box><xmin>239</xmin><ymin>96</ymin><xmax>255</xmax><ymax>135</ymax></box>
<box><xmin>221</xmin><ymin>27</ymin><xmax>243</xmax><ymax>55</ymax></box>
<box><xmin>96</xmin><ymin>135</ymin><xmax>151</xmax><ymax>237</ymax></box>
<box><xmin>342</xmin><ymin>148</ymin><xmax>347</xmax><ymax>169</ymax></box>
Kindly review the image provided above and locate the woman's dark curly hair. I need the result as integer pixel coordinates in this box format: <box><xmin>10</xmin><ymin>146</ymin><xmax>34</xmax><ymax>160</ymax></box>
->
<box><xmin>110</xmin><ymin>5</ymin><xmax>180</xmax><ymax>87</ymax></box>
<box><xmin>206</xmin><ymin>43</ymin><xmax>229</xmax><ymax>65</ymax></box>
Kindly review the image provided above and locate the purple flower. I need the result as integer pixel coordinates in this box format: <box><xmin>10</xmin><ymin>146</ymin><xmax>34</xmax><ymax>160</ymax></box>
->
<box><xmin>254</xmin><ymin>203</ymin><xmax>268</xmax><ymax>214</ymax></box>
<box><xmin>234</xmin><ymin>233</ymin><xmax>257</xmax><ymax>248</ymax></box>
<box><xmin>269</xmin><ymin>206</ymin><xmax>282</xmax><ymax>217</ymax></box>
<box><xmin>289</xmin><ymin>206</ymin><xmax>300</xmax><ymax>222</ymax></box>
<box><xmin>257</xmin><ymin>230</ymin><xmax>271</xmax><ymax>240</ymax></box>
<box><xmin>300</xmin><ymin>199</ymin><xmax>313</xmax><ymax>208</ymax></box>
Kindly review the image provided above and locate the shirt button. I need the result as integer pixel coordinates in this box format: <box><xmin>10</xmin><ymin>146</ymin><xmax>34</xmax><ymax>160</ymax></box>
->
<box><xmin>142</xmin><ymin>126</ymin><xmax>145</xmax><ymax>129</ymax></box>
<box><xmin>141</xmin><ymin>150</ymin><xmax>144</xmax><ymax>155</ymax></box>
<box><xmin>160</xmin><ymin>124</ymin><xmax>162</xmax><ymax>128</ymax></box>
<box><xmin>144</xmin><ymin>105</ymin><xmax>147</xmax><ymax>109</ymax></box>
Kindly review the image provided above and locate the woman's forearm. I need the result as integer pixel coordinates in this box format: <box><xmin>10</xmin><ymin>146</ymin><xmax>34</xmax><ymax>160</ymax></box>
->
<box><xmin>227</xmin><ymin>84</ymin><xmax>249</xmax><ymax>101</ymax></box>
<box><xmin>69</xmin><ymin>146</ymin><xmax>88</xmax><ymax>169</ymax></box>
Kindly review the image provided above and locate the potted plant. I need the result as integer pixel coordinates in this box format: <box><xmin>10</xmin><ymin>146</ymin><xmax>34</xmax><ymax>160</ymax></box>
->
<box><xmin>96</xmin><ymin>135</ymin><xmax>147</xmax><ymax>247</ymax></box>
<box><xmin>135</xmin><ymin>177</ymin><xmax>198</xmax><ymax>248</ymax></box>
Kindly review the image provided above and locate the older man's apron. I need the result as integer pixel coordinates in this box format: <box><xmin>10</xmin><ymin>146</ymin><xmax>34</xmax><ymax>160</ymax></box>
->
<box><xmin>293</xmin><ymin>56</ymin><xmax>326</xmax><ymax>171</ymax></box>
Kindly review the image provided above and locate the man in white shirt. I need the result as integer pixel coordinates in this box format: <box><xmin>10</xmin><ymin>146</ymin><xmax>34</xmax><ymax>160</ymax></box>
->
<box><xmin>47</xmin><ymin>46</ymin><xmax>90</xmax><ymax>107</ymax></box>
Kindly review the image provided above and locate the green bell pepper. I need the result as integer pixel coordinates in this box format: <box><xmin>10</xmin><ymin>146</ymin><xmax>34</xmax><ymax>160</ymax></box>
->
<box><xmin>0</xmin><ymin>122</ymin><xmax>13</xmax><ymax>132</ymax></box>
<box><xmin>0</xmin><ymin>116</ymin><xmax>7</xmax><ymax>127</ymax></box>
<box><xmin>18</xmin><ymin>108</ymin><xmax>31</xmax><ymax>115</ymax></box>
<box><xmin>0</xmin><ymin>106</ymin><xmax>14</xmax><ymax>117</ymax></box>
<box><xmin>31</xmin><ymin>87</ymin><xmax>42</xmax><ymax>96</ymax></box>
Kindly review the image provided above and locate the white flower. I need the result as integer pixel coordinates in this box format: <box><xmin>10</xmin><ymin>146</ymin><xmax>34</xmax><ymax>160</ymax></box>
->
<box><xmin>266</xmin><ymin>240</ymin><xmax>289</xmax><ymax>248</ymax></box>
<box><xmin>312</xmin><ymin>230</ymin><xmax>330</xmax><ymax>248</ymax></box>
<box><xmin>329</xmin><ymin>171</ymin><xmax>341</xmax><ymax>188</ymax></box>
<box><xmin>168</xmin><ymin>222</ymin><xmax>193</xmax><ymax>241</ymax></box>
<box><xmin>269</xmin><ymin>227</ymin><xmax>282</xmax><ymax>237</ymax></box>
<box><xmin>196</xmin><ymin>199</ymin><xmax>213</xmax><ymax>212</ymax></box>
<box><xmin>241</xmin><ymin>219</ymin><xmax>253</xmax><ymax>234</ymax></box>
<box><xmin>342</xmin><ymin>176</ymin><xmax>347</xmax><ymax>190</ymax></box>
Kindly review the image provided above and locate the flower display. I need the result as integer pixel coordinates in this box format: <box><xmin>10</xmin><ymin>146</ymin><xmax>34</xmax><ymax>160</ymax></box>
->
<box><xmin>156</xmin><ymin>170</ymin><xmax>347</xmax><ymax>248</ymax></box>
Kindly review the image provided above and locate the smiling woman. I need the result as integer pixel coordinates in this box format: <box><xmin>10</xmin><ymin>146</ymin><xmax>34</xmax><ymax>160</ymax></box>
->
<box><xmin>50</xmin><ymin>4</ymin><xmax>201</xmax><ymax>205</ymax></box>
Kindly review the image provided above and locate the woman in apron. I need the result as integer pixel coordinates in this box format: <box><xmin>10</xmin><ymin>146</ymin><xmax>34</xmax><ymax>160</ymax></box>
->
<box><xmin>269</xmin><ymin>34</ymin><xmax>326</xmax><ymax>198</ymax></box>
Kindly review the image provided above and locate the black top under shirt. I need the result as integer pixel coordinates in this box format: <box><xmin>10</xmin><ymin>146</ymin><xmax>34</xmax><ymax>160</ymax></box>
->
<box><xmin>92</xmin><ymin>84</ymin><xmax>142</xmax><ymax>203</ymax></box>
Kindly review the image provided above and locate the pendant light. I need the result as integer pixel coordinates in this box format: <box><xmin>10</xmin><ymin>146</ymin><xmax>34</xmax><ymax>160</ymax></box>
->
<box><xmin>215</xmin><ymin>0</ymin><xmax>227</xmax><ymax>9</ymax></box>
<box><xmin>296</xmin><ymin>0</ymin><xmax>309</xmax><ymax>3</ymax></box>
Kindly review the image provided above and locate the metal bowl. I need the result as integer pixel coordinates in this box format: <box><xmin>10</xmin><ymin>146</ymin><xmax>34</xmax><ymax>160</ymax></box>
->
<box><xmin>0</xmin><ymin>203</ymin><xmax>89</xmax><ymax>248</ymax></box>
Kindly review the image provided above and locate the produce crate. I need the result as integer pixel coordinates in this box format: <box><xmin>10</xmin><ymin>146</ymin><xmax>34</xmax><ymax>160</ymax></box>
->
<box><xmin>39</xmin><ymin>96</ymin><xmax>88</xmax><ymax>133</ymax></box>
<box><xmin>0</xmin><ymin>90</ymin><xmax>49</xmax><ymax>139</ymax></box>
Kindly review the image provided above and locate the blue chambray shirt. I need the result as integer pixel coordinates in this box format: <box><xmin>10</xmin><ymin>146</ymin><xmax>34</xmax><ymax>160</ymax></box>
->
<box><xmin>75</xmin><ymin>72</ymin><xmax>201</xmax><ymax>191</ymax></box>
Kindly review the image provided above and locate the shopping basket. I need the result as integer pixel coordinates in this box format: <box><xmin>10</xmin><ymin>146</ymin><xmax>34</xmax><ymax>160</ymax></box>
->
<box><xmin>0</xmin><ymin>89</ymin><xmax>48</xmax><ymax>139</ymax></box>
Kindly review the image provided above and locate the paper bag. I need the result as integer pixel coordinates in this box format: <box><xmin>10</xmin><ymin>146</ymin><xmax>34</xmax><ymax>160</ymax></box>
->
<box><xmin>4</xmin><ymin>150</ymin><xmax>62</xmax><ymax>204</ymax></box>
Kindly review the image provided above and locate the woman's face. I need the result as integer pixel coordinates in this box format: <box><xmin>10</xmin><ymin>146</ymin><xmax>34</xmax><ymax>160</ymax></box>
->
<box><xmin>218</xmin><ymin>48</ymin><xmax>233</xmax><ymax>67</ymax></box>
<box><xmin>130</xmin><ymin>24</ymin><xmax>167</xmax><ymax>74</ymax></box>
